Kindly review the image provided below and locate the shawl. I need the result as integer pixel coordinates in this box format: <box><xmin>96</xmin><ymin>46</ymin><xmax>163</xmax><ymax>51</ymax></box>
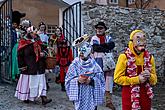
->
<box><xmin>18</xmin><ymin>37</ymin><xmax>42</xmax><ymax>61</ymax></box>
<box><xmin>65</xmin><ymin>57</ymin><xmax>105</xmax><ymax>110</ymax></box>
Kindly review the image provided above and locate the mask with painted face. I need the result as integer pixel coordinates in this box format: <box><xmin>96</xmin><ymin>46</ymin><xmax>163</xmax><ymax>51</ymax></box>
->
<box><xmin>133</xmin><ymin>32</ymin><xmax>146</xmax><ymax>53</ymax></box>
<box><xmin>79</xmin><ymin>42</ymin><xmax>92</xmax><ymax>58</ymax></box>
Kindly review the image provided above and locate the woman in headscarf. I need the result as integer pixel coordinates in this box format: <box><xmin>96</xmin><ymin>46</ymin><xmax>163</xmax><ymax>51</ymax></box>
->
<box><xmin>15</xmin><ymin>25</ymin><xmax>52</xmax><ymax>105</ymax></box>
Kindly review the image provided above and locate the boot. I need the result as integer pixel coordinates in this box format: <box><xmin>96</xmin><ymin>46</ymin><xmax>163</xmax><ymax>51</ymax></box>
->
<box><xmin>105</xmin><ymin>91</ymin><xmax>116</xmax><ymax>110</ymax></box>
<box><xmin>41</xmin><ymin>96</ymin><xmax>52</xmax><ymax>105</ymax></box>
<box><xmin>61</xmin><ymin>82</ymin><xmax>66</xmax><ymax>91</ymax></box>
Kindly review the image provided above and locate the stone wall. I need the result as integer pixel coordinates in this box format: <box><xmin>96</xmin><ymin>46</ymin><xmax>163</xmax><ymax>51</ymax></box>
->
<box><xmin>82</xmin><ymin>3</ymin><xmax>165</xmax><ymax>79</ymax></box>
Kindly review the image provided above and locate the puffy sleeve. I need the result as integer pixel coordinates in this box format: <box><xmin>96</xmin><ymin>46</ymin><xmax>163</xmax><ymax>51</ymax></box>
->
<box><xmin>114</xmin><ymin>54</ymin><xmax>140</xmax><ymax>86</ymax></box>
<box><xmin>149</xmin><ymin>55</ymin><xmax>157</xmax><ymax>85</ymax></box>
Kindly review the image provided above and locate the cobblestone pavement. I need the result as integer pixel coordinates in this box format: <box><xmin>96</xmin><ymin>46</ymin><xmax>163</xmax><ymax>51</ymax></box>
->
<box><xmin>0</xmin><ymin>82</ymin><xmax>160</xmax><ymax>110</ymax></box>
<box><xmin>0</xmin><ymin>82</ymin><xmax>121</xmax><ymax>110</ymax></box>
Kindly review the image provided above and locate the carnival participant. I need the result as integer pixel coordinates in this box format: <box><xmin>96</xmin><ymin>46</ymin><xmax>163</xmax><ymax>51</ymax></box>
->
<box><xmin>65</xmin><ymin>35</ymin><xmax>105</xmax><ymax>110</ymax></box>
<box><xmin>90</xmin><ymin>21</ymin><xmax>115</xmax><ymax>109</ymax></box>
<box><xmin>56</xmin><ymin>39</ymin><xmax>73</xmax><ymax>91</ymax></box>
<box><xmin>15</xmin><ymin>25</ymin><xmax>52</xmax><ymax>105</ymax></box>
<box><xmin>114</xmin><ymin>30</ymin><xmax>157</xmax><ymax>110</ymax></box>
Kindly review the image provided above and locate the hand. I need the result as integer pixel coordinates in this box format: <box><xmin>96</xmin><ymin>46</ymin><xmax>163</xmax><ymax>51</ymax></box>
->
<box><xmin>78</xmin><ymin>75</ymin><xmax>88</xmax><ymax>84</ymax></box>
<box><xmin>139</xmin><ymin>74</ymin><xmax>147</xmax><ymax>83</ymax></box>
<box><xmin>142</xmin><ymin>70</ymin><xmax>151</xmax><ymax>79</ymax></box>
<box><xmin>85</xmin><ymin>77</ymin><xmax>91</xmax><ymax>84</ymax></box>
<box><xmin>19</xmin><ymin>66</ymin><xmax>27</xmax><ymax>71</ymax></box>
<box><xmin>40</xmin><ymin>52</ymin><xmax>45</xmax><ymax>57</ymax></box>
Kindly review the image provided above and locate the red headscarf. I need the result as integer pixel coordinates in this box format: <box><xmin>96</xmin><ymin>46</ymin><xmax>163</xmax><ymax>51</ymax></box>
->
<box><xmin>18</xmin><ymin>38</ymin><xmax>43</xmax><ymax>62</ymax></box>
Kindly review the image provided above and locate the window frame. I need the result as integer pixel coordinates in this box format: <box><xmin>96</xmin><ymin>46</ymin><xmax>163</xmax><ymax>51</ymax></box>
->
<box><xmin>128</xmin><ymin>0</ymin><xmax>135</xmax><ymax>4</ymax></box>
<box><xmin>47</xmin><ymin>24</ymin><xmax>57</xmax><ymax>35</ymax></box>
<box><xmin>109</xmin><ymin>0</ymin><xmax>119</xmax><ymax>4</ymax></box>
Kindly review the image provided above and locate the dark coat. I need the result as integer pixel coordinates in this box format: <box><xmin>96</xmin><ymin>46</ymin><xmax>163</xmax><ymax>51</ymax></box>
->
<box><xmin>18</xmin><ymin>43</ymin><xmax>47</xmax><ymax>75</ymax></box>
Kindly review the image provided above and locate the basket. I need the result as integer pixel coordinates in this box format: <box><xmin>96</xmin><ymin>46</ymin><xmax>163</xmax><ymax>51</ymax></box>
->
<box><xmin>46</xmin><ymin>57</ymin><xmax>56</xmax><ymax>69</ymax></box>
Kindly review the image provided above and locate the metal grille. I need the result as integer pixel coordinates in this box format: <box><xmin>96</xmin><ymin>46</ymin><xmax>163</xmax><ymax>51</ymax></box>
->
<box><xmin>63</xmin><ymin>2</ymin><xmax>81</xmax><ymax>57</ymax></box>
<box><xmin>0</xmin><ymin>0</ymin><xmax>12</xmax><ymax>83</ymax></box>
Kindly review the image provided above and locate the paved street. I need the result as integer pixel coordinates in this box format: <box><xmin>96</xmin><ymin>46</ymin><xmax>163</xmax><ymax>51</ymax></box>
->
<box><xmin>0</xmin><ymin>82</ymin><xmax>122</xmax><ymax>110</ymax></box>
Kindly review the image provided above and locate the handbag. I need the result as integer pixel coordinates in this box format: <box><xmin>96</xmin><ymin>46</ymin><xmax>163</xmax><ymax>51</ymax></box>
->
<box><xmin>103</xmin><ymin>52</ymin><xmax>115</xmax><ymax>71</ymax></box>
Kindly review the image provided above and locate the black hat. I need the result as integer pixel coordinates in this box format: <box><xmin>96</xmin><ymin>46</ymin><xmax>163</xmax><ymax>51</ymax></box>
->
<box><xmin>12</xmin><ymin>10</ymin><xmax>26</xmax><ymax>25</ymax></box>
<box><xmin>95</xmin><ymin>22</ymin><xmax>107</xmax><ymax>30</ymax></box>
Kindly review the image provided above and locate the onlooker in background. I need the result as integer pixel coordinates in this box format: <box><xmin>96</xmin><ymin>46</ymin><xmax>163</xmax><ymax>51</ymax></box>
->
<box><xmin>37</xmin><ymin>22</ymin><xmax>50</xmax><ymax>90</ymax></box>
<box><xmin>65</xmin><ymin>35</ymin><xmax>105</xmax><ymax>110</ymax></box>
<box><xmin>15</xmin><ymin>25</ymin><xmax>52</xmax><ymax>105</ymax></box>
<box><xmin>114</xmin><ymin>30</ymin><xmax>157</xmax><ymax>110</ymax></box>
<box><xmin>37</xmin><ymin>22</ymin><xmax>49</xmax><ymax>44</ymax></box>
<box><xmin>11</xmin><ymin>10</ymin><xmax>26</xmax><ymax>48</ymax></box>
<box><xmin>48</xmin><ymin>27</ymin><xmax>65</xmax><ymax>83</ymax></box>
<box><xmin>90</xmin><ymin>21</ymin><xmax>115</xmax><ymax>109</ymax></box>
<box><xmin>11</xmin><ymin>10</ymin><xmax>26</xmax><ymax>81</ymax></box>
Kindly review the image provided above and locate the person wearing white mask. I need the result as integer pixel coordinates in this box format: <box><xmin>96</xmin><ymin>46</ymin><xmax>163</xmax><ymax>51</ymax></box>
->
<box><xmin>65</xmin><ymin>35</ymin><xmax>105</xmax><ymax>110</ymax></box>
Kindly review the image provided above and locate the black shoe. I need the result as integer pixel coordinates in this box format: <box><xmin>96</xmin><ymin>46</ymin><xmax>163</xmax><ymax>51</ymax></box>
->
<box><xmin>42</xmin><ymin>98</ymin><xmax>52</xmax><ymax>105</ymax></box>
<box><xmin>61</xmin><ymin>87</ymin><xmax>66</xmax><ymax>92</ymax></box>
<box><xmin>61</xmin><ymin>83</ymin><xmax>66</xmax><ymax>91</ymax></box>
<box><xmin>23</xmin><ymin>100</ymin><xmax>29</xmax><ymax>103</ymax></box>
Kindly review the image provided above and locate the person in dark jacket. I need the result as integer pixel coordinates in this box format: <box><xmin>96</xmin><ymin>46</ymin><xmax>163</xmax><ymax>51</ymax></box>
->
<box><xmin>90</xmin><ymin>21</ymin><xmax>116</xmax><ymax>110</ymax></box>
<box><xmin>14</xmin><ymin>26</ymin><xmax>52</xmax><ymax>105</ymax></box>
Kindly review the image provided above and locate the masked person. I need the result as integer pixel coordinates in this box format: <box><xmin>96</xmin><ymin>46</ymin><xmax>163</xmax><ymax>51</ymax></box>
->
<box><xmin>15</xmin><ymin>26</ymin><xmax>52</xmax><ymax>105</ymax></box>
<box><xmin>90</xmin><ymin>21</ymin><xmax>115</xmax><ymax>109</ymax></box>
<box><xmin>114</xmin><ymin>30</ymin><xmax>157</xmax><ymax>110</ymax></box>
<box><xmin>65</xmin><ymin>35</ymin><xmax>105</xmax><ymax>110</ymax></box>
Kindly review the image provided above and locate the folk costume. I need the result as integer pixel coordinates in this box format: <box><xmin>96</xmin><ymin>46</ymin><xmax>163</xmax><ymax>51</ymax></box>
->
<box><xmin>56</xmin><ymin>40</ymin><xmax>73</xmax><ymax>91</ymax></box>
<box><xmin>114</xmin><ymin>30</ymin><xmax>157</xmax><ymax>110</ymax></box>
<box><xmin>15</xmin><ymin>28</ymin><xmax>52</xmax><ymax>105</ymax></box>
<box><xmin>90</xmin><ymin>22</ymin><xmax>115</xmax><ymax>109</ymax></box>
<box><xmin>65</xmin><ymin>35</ymin><xmax>105</xmax><ymax>110</ymax></box>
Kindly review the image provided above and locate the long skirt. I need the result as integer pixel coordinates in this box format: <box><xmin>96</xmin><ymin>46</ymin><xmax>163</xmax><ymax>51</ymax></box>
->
<box><xmin>15</xmin><ymin>74</ymin><xmax>47</xmax><ymax>101</ymax></box>
<box><xmin>12</xmin><ymin>43</ymin><xmax>19</xmax><ymax>81</ymax></box>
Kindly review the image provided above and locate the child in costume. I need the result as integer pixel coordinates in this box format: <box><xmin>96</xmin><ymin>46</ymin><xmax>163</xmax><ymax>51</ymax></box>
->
<box><xmin>65</xmin><ymin>35</ymin><xmax>105</xmax><ymax>110</ymax></box>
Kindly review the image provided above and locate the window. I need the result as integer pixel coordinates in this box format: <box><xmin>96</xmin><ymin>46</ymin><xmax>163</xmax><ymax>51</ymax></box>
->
<box><xmin>47</xmin><ymin>25</ymin><xmax>57</xmax><ymax>35</ymax></box>
<box><xmin>109</xmin><ymin>0</ymin><xmax>118</xmax><ymax>4</ymax></box>
<box><xmin>128</xmin><ymin>0</ymin><xmax>135</xmax><ymax>4</ymax></box>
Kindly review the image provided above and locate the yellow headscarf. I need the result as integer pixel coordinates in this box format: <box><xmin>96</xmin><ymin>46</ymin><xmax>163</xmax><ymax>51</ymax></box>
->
<box><xmin>128</xmin><ymin>29</ymin><xmax>145</xmax><ymax>50</ymax></box>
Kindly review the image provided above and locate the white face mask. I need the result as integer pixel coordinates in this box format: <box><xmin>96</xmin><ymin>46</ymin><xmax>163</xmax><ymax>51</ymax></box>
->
<box><xmin>79</xmin><ymin>42</ymin><xmax>92</xmax><ymax>58</ymax></box>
